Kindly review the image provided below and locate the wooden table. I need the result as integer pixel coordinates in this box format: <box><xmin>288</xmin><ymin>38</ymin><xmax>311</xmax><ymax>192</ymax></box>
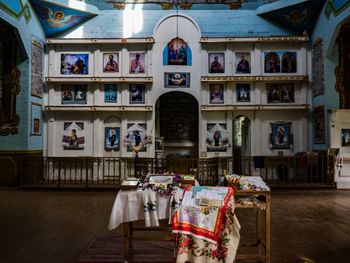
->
<box><xmin>235</xmin><ymin>190</ymin><xmax>271</xmax><ymax>263</ymax></box>
<box><xmin>108</xmin><ymin>184</ymin><xmax>178</xmax><ymax>259</ymax></box>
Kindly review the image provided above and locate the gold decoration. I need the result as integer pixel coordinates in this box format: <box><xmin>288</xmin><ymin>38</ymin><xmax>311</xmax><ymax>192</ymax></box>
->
<box><xmin>335</xmin><ymin>33</ymin><xmax>345</xmax><ymax>108</ymax></box>
<box><xmin>229</xmin><ymin>2</ymin><xmax>242</xmax><ymax>10</ymax></box>
<box><xmin>200</xmin><ymin>35</ymin><xmax>308</xmax><ymax>43</ymax></box>
<box><xmin>0</xmin><ymin>68</ymin><xmax>21</xmax><ymax>136</ymax></box>
<box><xmin>201</xmin><ymin>75</ymin><xmax>308</xmax><ymax>82</ymax></box>
<box><xmin>179</xmin><ymin>2</ymin><xmax>193</xmax><ymax>10</ymax></box>
<box><xmin>160</xmin><ymin>3</ymin><xmax>173</xmax><ymax>10</ymax></box>
<box><xmin>113</xmin><ymin>3</ymin><xmax>126</xmax><ymax>10</ymax></box>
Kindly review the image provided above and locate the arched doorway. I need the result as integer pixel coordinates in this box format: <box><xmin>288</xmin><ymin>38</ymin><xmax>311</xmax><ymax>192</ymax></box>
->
<box><xmin>233</xmin><ymin>115</ymin><xmax>251</xmax><ymax>174</ymax></box>
<box><xmin>155</xmin><ymin>91</ymin><xmax>199</xmax><ymax>159</ymax></box>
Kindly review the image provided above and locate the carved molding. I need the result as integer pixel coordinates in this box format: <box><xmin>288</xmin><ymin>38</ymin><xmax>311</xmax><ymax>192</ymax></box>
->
<box><xmin>200</xmin><ymin>36</ymin><xmax>309</xmax><ymax>43</ymax></box>
<box><xmin>201</xmin><ymin>75</ymin><xmax>309</xmax><ymax>82</ymax></box>
<box><xmin>335</xmin><ymin>33</ymin><xmax>345</xmax><ymax>108</ymax></box>
<box><xmin>0</xmin><ymin>68</ymin><xmax>21</xmax><ymax>136</ymax></box>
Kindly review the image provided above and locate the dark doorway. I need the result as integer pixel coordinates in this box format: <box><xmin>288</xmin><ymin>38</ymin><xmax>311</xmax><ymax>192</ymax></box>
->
<box><xmin>233</xmin><ymin>115</ymin><xmax>251</xmax><ymax>174</ymax></box>
<box><xmin>155</xmin><ymin>91</ymin><xmax>199</xmax><ymax>158</ymax></box>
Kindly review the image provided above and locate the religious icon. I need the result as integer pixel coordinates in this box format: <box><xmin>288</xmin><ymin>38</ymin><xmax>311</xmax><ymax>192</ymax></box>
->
<box><xmin>236</xmin><ymin>84</ymin><xmax>250</xmax><ymax>102</ymax></box>
<box><xmin>104</xmin><ymin>84</ymin><xmax>117</xmax><ymax>103</ymax></box>
<box><xmin>61</xmin><ymin>84</ymin><xmax>87</xmax><ymax>104</ymax></box>
<box><xmin>165</xmin><ymin>72</ymin><xmax>190</xmax><ymax>88</ymax></box>
<box><xmin>105</xmin><ymin>127</ymin><xmax>120</xmax><ymax>151</ymax></box>
<box><xmin>31</xmin><ymin>103</ymin><xmax>42</xmax><ymax>136</ymax></box>
<box><xmin>103</xmin><ymin>53</ymin><xmax>119</xmax><ymax>72</ymax></box>
<box><xmin>129</xmin><ymin>84</ymin><xmax>145</xmax><ymax>104</ymax></box>
<box><xmin>264</xmin><ymin>52</ymin><xmax>281</xmax><ymax>73</ymax></box>
<box><xmin>209</xmin><ymin>53</ymin><xmax>225</xmax><ymax>73</ymax></box>
<box><xmin>341</xmin><ymin>129</ymin><xmax>350</xmax><ymax>146</ymax></box>
<box><xmin>209</xmin><ymin>84</ymin><xmax>224</xmax><ymax>104</ymax></box>
<box><xmin>61</xmin><ymin>54</ymin><xmax>89</xmax><ymax>75</ymax></box>
<box><xmin>282</xmin><ymin>52</ymin><xmax>297</xmax><ymax>73</ymax></box>
<box><xmin>235</xmin><ymin>52</ymin><xmax>251</xmax><ymax>74</ymax></box>
<box><xmin>123</xmin><ymin>123</ymin><xmax>148</xmax><ymax>152</ymax></box>
<box><xmin>62</xmin><ymin>122</ymin><xmax>85</xmax><ymax>150</ymax></box>
<box><xmin>165</xmin><ymin>38</ymin><xmax>190</xmax><ymax>65</ymax></box>
<box><xmin>270</xmin><ymin>122</ymin><xmax>292</xmax><ymax>149</ymax></box>
<box><xmin>206</xmin><ymin>123</ymin><xmax>229</xmax><ymax>152</ymax></box>
<box><xmin>129</xmin><ymin>52</ymin><xmax>145</xmax><ymax>74</ymax></box>
<box><xmin>267</xmin><ymin>83</ymin><xmax>294</xmax><ymax>103</ymax></box>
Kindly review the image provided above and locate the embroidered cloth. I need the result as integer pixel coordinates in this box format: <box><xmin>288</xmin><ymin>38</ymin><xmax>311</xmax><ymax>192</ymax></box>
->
<box><xmin>142</xmin><ymin>189</ymin><xmax>159</xmax><ymax>227</ymax></box>
<box><xmin>108</xmin><ymin>188</ymin><xmax>183</xmax><ymax>230</ymax></box>
<box><xmin>172</xmin><ymin>186</ymin><xmax>234</xmax><ymax>244</ymax></box>
<box><xmin>174</xmin><ymin>203</ymin><xmax>240</xmax><ymax>263</ymax></box>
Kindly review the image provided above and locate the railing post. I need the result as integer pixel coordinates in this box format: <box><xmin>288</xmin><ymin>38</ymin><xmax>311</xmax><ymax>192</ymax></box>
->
<box><xmin>86</xmin><ymin>158</ymin><xmax>89</xmax><ymax>188</ymax></box>
<box><xmin>57</xmin><ymin>158</ymin><xmax>60</xmax><ymax>187</ymax></box>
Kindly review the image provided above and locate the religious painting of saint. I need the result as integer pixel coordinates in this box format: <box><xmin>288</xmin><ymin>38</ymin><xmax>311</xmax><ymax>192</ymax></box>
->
<box><xmin>61</xmin><ymin>54</ymin><xmax>89</xmax><ymax>75</ymax></box>
<box><xmin>282</xmin><ymin>52</ymin><xmax>297</xmax><ymax>73</ymax></box>
<box><xmin>267</xmin><ymin>83</ymin><xmax>294</xmax><ymax>103</ymax></box>
<box><xmin>164</xmin><ymin>72</ymin><xmax>190</xmax><ymax>88</ymax></box>
<box><xmin>281</xmin><ymin>83</ymin><xmax>295</xmax><ymax>102</ymax></box>
<box><xmin>264</xmin><ymin>52</ymin><xmax>281</xmax><ymax>73</ymax></box>
<box><xmin>209</xmin><ymin>53</ymin><xmax>225</xmax><ymax>73</ymax></box>
<box><xmin>104</xmin><ymin>84</ymin><xmax>117</xmax><ymax>103</ymax></box>
<box><xmin>123</xmin><ymin>123</ymin><xmax>148</xmax><ymax>152</ymax></box>
<box><xmin>129</xmin><ymin>84</ymin><xmax>145</xmax><ymax>104</ymax></box>
<box><xmin>270</xmin><ymin>122</ymin><xmax>292</xmax><ymax>149</ymax></box>
<box><xmin>206</xmin><ymin>123</ymin><xmax>229</xmax><ymax>152</ymax></box>
<box><xmin>341</xmin><ymin>129</ymin><xmax>350</xmax><ymax>147</ymax></box>
<box><xmin>61</xmin><ymin>84</ymin><xmax>87</xmax><ymax>104</ymax></box>
<box><xmin>129</xmin><ymin>52</ymin><xmax>145</xmax><ymax>74</ymax></box>
<box><xmin>209</xmin><ymin>84</ymin><xmax>224</xmax><ymax>104</ymax></box>
<box><xmin>103</xmin><ymin>53</ymin><xmax>119</xmax><ymax>72</ymax></box>
<box><xmin>235</xmin><ymin>52</ymin><xmax>251</xmax><ymax>74</ymax></box>
<box><xmin>267</xmin><ymin>84</ymin><xmax>281</xmax><ymax>103</ymax></box>
<box><xmin>62</xmin><ymin>122</ymin><xmax>85</xmax><ymax>150</ymax></box>
<box><xmin>236</xmin><ymin>84</ymin><xmax>250</xmax><ymax>102</ymax></box>
<box><xmin>163</xmin><ymin>38</ymin><xmax>191</xmax><ymax>66</ymax></box>
<box><xmin>105</xmin><ymin>127</ymin><xmax>120</xmax><ymax>151</ymax></box>
<box><xmin>31</xmin><ymin>103</ymin><xmax>42</xmax><ymax>136</ymax></box>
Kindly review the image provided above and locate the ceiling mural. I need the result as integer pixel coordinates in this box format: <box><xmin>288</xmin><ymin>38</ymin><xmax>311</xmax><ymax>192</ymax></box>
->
<box><xmin>258</xmin><ymin>0</ymin><xmax>326</xmax><ymax>35</ymax></box>
<box><xmin>325</xmin><ymin>0</ymin><xmax>350</xmax><ymax>18</ymax></box>
<box><xmin>29</xmin><ymin>0</ymin><xmax>97</xmax><ymax>37</ymax></box>
<box><xmin>0</xmin><ymin>0</ymin><xmax>32</xmax><ymax>23</ymax></box>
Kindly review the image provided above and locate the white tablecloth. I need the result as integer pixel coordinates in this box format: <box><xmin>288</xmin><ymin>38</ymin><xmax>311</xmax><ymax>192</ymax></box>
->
<box><xmin>108</xmin><ymin>189</ymin><xmax>181</xmax><ymax>230</ymax></box>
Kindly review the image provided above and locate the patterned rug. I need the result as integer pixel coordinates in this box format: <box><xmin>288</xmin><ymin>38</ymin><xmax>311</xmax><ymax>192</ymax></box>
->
<box><xmin>76</xmin><ymin>235</ymin><xmax>174</xmax><ymax>263</ymax></box>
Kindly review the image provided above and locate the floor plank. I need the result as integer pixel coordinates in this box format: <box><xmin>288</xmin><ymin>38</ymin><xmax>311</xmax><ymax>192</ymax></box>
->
<box><xmin>1</xmin><ymin>189</ymin><xmax>350</xmax><ymax>263</ymax></box>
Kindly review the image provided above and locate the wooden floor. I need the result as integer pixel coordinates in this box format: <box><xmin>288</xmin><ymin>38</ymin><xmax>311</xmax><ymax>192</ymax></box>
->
<box><xmin>0</xmin><ymin>189</ymin><xmax>350</xmax><ymax>263</ymax></box>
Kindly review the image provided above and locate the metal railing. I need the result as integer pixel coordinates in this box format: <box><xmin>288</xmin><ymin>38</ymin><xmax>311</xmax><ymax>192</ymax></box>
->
<box><xmin>18</xmin><ymin>154</ymin><xmax>335</xmax><ymax>188</ymax></box>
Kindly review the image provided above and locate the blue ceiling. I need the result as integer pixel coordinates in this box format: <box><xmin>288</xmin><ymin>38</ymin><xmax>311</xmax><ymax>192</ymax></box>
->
<box><xmin>81</xmin><ymin>0</ymin><xmax>279</xmax><ymax>10</ymax></box>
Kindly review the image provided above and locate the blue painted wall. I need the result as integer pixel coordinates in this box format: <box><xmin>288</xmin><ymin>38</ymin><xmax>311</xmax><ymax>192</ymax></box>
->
<box><xmin>0</xmin><ymin>0</ymin><xmax>46</xmax><ymax>151</ymax></box>
<box><xmin>311</xmin><ymin>0</ymin><xmax>350</xmax><ymax>150</ymax></box>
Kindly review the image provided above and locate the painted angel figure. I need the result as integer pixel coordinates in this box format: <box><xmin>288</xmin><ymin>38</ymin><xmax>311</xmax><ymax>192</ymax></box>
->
<box><xmin>46</xmin><ymin>9</ymin><xmax>73</xmax><ymax>28</ymax></box>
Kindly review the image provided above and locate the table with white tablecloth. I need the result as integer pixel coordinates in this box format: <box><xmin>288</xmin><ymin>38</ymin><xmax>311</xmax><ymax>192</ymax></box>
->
<box><xmin>108</xmin><ymin>186</ymin><xmax>241</xmax><ymax>262</ymax></box>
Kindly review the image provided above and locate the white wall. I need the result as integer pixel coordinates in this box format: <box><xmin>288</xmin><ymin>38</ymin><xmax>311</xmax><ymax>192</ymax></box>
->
<box><xmin>44</xmin><ymin>14</ymin><xmax>311</xmax><ymax>158</ymax></box>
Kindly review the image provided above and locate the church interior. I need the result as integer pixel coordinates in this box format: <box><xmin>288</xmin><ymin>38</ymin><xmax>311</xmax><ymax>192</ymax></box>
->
<box><xmin>1</xmin><ymin>0</ymin><xmax>350</xmax><ymax>262</ymax></box>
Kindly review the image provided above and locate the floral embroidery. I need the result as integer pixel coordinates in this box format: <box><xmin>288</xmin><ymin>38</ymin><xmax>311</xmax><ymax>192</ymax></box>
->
<box><xmin>144</xmin><ymin>201</ymin><xmax>156</xmax><ymax>212</ymax></box>
<box><xmin>175</xmin><ymin>204</ymin><xmax>236</xmax><ymax>261</ymax></box>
